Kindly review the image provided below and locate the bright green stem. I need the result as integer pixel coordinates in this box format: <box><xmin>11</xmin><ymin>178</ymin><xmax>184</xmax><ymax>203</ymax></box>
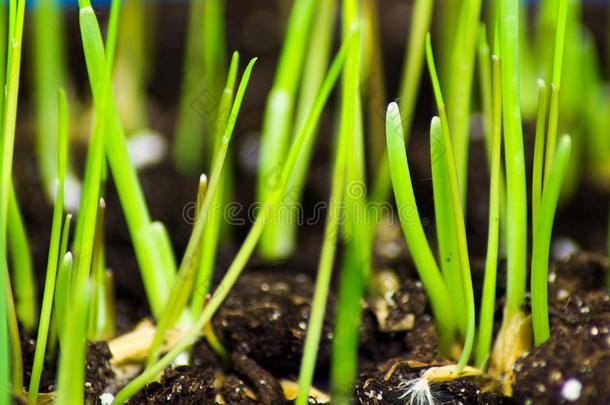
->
<box><xmin>28</xmin><ymin>89</ymin><xmax>69</xmax><ymax>403</ymax></box>
<box><xmin>532</xmin><ymin>80</ymin><xmax>548</xmax><ymax>233</ymax></box>
<box><xmin>499</xmin><ymin>0</ymin><xmax>527</xmax><ymax>317</ymax></box>
<box><xmin>256</xmin><ymin>0</ymin><xmax>317</xmax><ymax>259</ymax></box>
<box><xmin>0</xmin><ymin>0</ymin><xmax>26</xmax><ymax>394</ymax></box>
<box><xmin>78</xmin><ymin>4</ymin><xmax>175</xmax><ymax>318</ymax></box>
<box><xmin>191</xmin><ymin>51</ymin><xmax>240</xmax><ymax>318</ymax></box>
<box><xmin>330</xmin><ymin>2</ymin><xmax>365</xmax><ymax>400</ymax></box>
<box><xmin>115</xmin><ymin>37</ymin><xmax>348</xmax><ymax>405</ymax></box>
<box><xmin>478</xmin><ymin>26</ymin><xmax>507</xmax><ymax>254</ymax></box>
<box><xmin>475</xmin><ymin>55</ymin><xmax>502</xmax><ymax>369</ymax></box>
<box><xmin>33</xmin><ymin>0</ymin><xmax>68</xmax><ymax>201</ymax></box>
<box><xmin>446</xmin><ymin>0</ymin><xmax>482</xmax><ymax>209</ymax></box>
<box><xmin>263</xmin><ymin>0</ymin><xmax>336</xmax><ymax>258</ymax></box>
<box><xmin>146</xmin><ymin>58</ymin><xmax>256</xmax><ymax>368</ymax></box>
<box><xmin>542</xmin><ymin>0</ymin><xmax>567</xmax><ymax>185</ymax></box>
<box><xmin>385</xmin><ymin>102</ymin><xmax>456</xmax><ymax>352</ymax></box>
<box><xmin>370</xmin><ymin>0</ymin><xmax>433</xmax><ymax>208</ymax></box>
<box><xmin>7</xmin><ymin>184</ymin><xmax>36</xmax><ymax>332</ymax></box>
<box><xmin>426</xmin><ymin>34</ymin><xmax>474</xmax><ymax>369</ymax></box>
<box><xmin>531</xmin><ymin>135</ymin><xmax>571</xmax><ymax>346</ymax></box>
<box><xmin>297</xmin><ymin>126</ymin><xmax>348</xmax><ymax>405</ymax></box>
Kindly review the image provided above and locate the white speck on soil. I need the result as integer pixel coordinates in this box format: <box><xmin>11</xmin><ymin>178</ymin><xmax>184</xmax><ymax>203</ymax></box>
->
<box><xmin>557</xmin><ymin>289</ymin><xmax>569</xmax><ymax>300</ymax></box>
<box><xmin>548</xmin><ymin>272</ymin><xmax>557</xmax><ymax>282</ymax></box>
<box><xmin>298</xmin><ymin>321</ymin><xmax>307</xmax><ymax>330</ymax></box>
<box><xmin>100</xmin><ymin>393</ymin><xmax>114</xmax><ymax>405</ymax></box>
<box><xmin>561</xmin><ymin>378</ymin><xmax>582</xmax><ymax>401</ymax></box>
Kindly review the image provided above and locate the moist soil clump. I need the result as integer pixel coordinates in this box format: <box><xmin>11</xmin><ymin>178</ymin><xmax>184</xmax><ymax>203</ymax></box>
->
<box><xmin>512</xmin><ymin>252</ymin><xmax>610</xmax><ymax>404</ymax></box>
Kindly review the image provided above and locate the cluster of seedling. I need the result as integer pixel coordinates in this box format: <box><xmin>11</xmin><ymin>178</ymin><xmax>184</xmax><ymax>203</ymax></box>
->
<box><xmin>0</xmin><ymin>0</ymin><xmax>608</xmax><ymax>404</ymax></box>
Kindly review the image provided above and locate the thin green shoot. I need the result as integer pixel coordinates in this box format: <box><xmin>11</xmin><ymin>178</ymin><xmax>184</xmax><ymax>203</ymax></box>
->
<box><xmin>263</xmin><ymin>0</ymin><xmax>337</xmax><ymax>258</ymax></box>
<box><xmin>542</xmin><ymin>0</ymin><xmax>567</xmax><ymax>186</ymax></box>
<box><xmin>361</xmin><ymin>0</ymin><xmax>386</xmax><ymax>172</ymax></box>
<box><xmin>369</xmin><ymin>0</ymin><xmax>434</xmax><ymax>208</ymax></box>
<box><xmin>0</xmin><ymin>251</ymin><xmax>8</xmax><ymax>405</ymax></box>
<box><xmin>256</xmin><ymin>0</ymin><xmax>317</xmax><ymax>259</ymax></box>
<box><xmin>57</xmin><ymin>0</ymin><xmax>122</xmax><ymax>401</ymax></box>
<box><xmin>532</xmin><ymin>80</ymin><xmax>549</xmax><ymax>233</ymax></box>
<box><xmin>77</xmin><ymin>0</ymin><xmax>176</xmax><ymax>318</ymax></box>
<box><xmin>385</xmin><ymin>102</ymin><xmax>456</xmax><ymax>351</ymax></box>
<box><xmin>445</xmin><ymin>0</ymin><xmax>482</xmax><ymax>208</ymax></box>
<box><xmin>146</xmin><ymin>58</ymin><xmax>255</xmax><ymax>368</ymax></box>
<box><xmin>426</xmin><ymin>34</ymin><xmax>475</xmax><ymax>369</ymax></box>
<box><xmin>499</xmin><ymin>0</ymin><xmax>527</xmax><ymax>318</ymax></box>
<box><xmin>33</xmin><ymin>0</ymin><xmax>70</xmax><ymax>202</ymax></box>
<box><xmin>475</xmin><ymin>55</ymin><xmax>502</xmax><ymax>369</ymax></box>
<box><xmin>28</xmin><ymin>88</ymin><xmax>69</xmax><ymax>403</ymax></box>
<box><xmin>531</xmin><ymin>135</ymin><xmax>571</xmax><ymax>345</ymax></box>
<box><xmin>52</xmin><ymin>247</ymin><xmax>73</xmax><ymax>351</ymax></box>
<box><xmin>87</xmin><ymin>198</ymin><xmax>107</xmax><ymax>340</ymax></box>
<box><xmin>191</xmin><ymin>51</ymin><xmax>240</xmax><ymax>318</ymax></box>
<box><xmin>172</xmin><ymin>0</ymin><xmax>214</xmax><ymax>173</ymax></box>
<box><xmin>477</xmin><ymin>25</ymin><xmax>507</xmax><ymax>253</ymax></box>
<box><xmin>114</xmin><ymin>37</ymin><xmax>348</xmax><ymax>405</ymax></box>
<box><xmin>7</xmin><ymin>184</ymin><xmax>36</xmax><ymax>331</ymax></box>
<box><xmin>0</xmin><ymin>0</ymin><xmax>27</xmax><ymax>393</ymax></box>
<box><xmin>331</xmin><ymin>2</ymin><xmax>367</xmax><ymax>401</ymax></box>
<box><xmin>114</xmin><ymin>0</ymin><xmax>151</xmax><ymax>133</ymax></box>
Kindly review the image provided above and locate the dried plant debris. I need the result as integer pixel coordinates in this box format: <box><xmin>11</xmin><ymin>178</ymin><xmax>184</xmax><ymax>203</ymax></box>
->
<box><xmin>355</xmin><ymin>359</ymin><xmax>514</xmax><ymax>404</ymax></box>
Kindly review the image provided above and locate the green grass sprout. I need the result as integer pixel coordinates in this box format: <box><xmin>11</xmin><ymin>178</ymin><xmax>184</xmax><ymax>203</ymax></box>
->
<box><xmin>115</xmin><ymin>36</ymin><xmax>349</xmax><ymax>405</ymax></box>
<box><xmin>28</xmin><ymin>88</ymin><xmax>69</xmax><ymax>403</ymax></box>
<box><xmin>542</xmin><ymin>0</ymin><xmax>567</xmax><ymax>186</ymax></box>
<box><xmin>385</xmin><ymin>102</ymin><xmax>456</xmax><ymax>352</ymax></box>
<box><xmin>146</xmin><ymin>56</ymin><xmax>254</xmax><ymax>368</ymax></box>
<box><xmin>475</xmin><ymin>55</ymin><xmax>502</xmax><ymax>369</ymax></box>
<box><xmin>256</xmin><ymin>0</ymin><xmax>317</xmax><ymax>259</ymax></box>
<box><xmin>296</xmin><ymin>36</ymin><xmax>353</xmax><ymax>405</ymax></box>
<box><xmin>77</xmin><ymin>0</ymin><xmax>176</xmax><ymax>319</ymax></box>
<box><xmin>191</xmin><ymin>51</ymin><xmax>239</xmax><ymax>318</ymax></box>
<box><xmin>33</xmin><ymin>0</ymin><xmax>72</xmax><ymax>203</ymax></box>
<box><xmin>0</xmin><ymin>0</ymin><xmax>27</xmax><ymax>394</ymax></box>
<box><xmin>7</xmin><ymin>184</ymin><xmax>36</xmax><ymax>332</ymax></box>
<box><xmin>331</xmin><ymin>2</ymin><xmax>368</xmax><ymax>401</ymax></box>
<box><xmin>531</xmin><ymin>135</ymin><xmax>571</xmax><ymax>345</ymax></box>
<box><xmin>173</xmin><ymin>0</ymin><xmax>227</xmax><ymax>172</ymax></box>
<box><xmin>266</xmin><ymin>0</ymin><xmax>337</xmax><ymax>258</ymax></box>
<box><xmin>445</xmin><ymin>0</ymin><xmax>482</xmax><ymax>206</ymax></box>
<box><xmin>425</xmin><ymin>34</ymin><xmax>475</xmax><ymax>369</ymax></box>
<box><xmin>369</xmin><ymin>0</ymin><xmax>434</xmax><ymax>209</ymax></box>
<box><xmin>532</xmin><ymin>80</ymin><xmax>549</xmax><ymax>233</ymax></box>
<box><xmin>499</xmin><ymin>0</ymin><xmax>527</xmax><ymax>319</ymax></box>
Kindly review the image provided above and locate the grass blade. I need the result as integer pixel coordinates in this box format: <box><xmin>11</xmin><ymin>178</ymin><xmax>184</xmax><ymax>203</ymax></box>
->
<box><xmin>532</xmin><ymin>80</ymin><xmax>549</xmax><ymax>233</ymax></box>
<box><xmin>7</xmin><ymin>184</ymin><xmax>36</xmax><ymax>332</ymax></box>
<box><xmin>475</xmin><ymin>55</ymin><xmax>502</xmax><ymax>369</ymax></box>
<box><xmin>425</xmin><ymin>35</ymin><xmax>475</xmax><ymax>369</ymax></box>
<box><xmin>385</xmin><ymin>102</ymin><xmax>456</xmax><ymax>351</ymax></box>
<box><xmin>499</xmin><ymin>0</ymin><xmax>527</xmax><ymax>318</ymax></box>
<box><xmin>28</xmin><ymin>89</ymin><xmax>69</xmax><ymax>402</ymax></box>
<box><xmin>256</xmin><ymin>0</ymin><xmax>317</xmax><ymax>259</ymax></box>
<box><xmin>114</xmin><ymin>36</ymin><xmax>349</xmax><ymax>405</ymax></box>
<box><xmin>531</xmin><ymin>135</ymin><xmax>571</xmax><ymax>345</ymax></box>
<box><xmin>146</xmin><ymin>58</ymin><xmax>256</xmax><ymax>367</ymax></box>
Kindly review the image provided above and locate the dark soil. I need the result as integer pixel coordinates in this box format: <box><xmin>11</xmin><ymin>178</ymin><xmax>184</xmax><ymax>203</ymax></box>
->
<box><xmin>9</xmin><ymin>1</ymin><xmax>610</xmax><ymax>404</ymax></box>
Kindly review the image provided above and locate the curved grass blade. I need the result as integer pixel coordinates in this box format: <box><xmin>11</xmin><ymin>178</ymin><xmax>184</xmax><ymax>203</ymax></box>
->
<box><xmin>385</xmin><ymin>102</ymin><xmax>456</xmax><ymax>351</ymax></box>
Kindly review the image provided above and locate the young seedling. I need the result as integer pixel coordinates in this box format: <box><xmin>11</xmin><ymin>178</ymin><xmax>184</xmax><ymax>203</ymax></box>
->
<box><xmin>28</xmin><ymin>89</ymin><xmax>69</xmax><ymax>403</ymax></box>
<box><xmin>114</xmin><ymin>36</ymin><xmax>349</xmax><ymax>405</ymax></box>
<box><xmin>256</xmin><ymin>0</ymin><xmax>317</xmax><ymax>259</ymax></box>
